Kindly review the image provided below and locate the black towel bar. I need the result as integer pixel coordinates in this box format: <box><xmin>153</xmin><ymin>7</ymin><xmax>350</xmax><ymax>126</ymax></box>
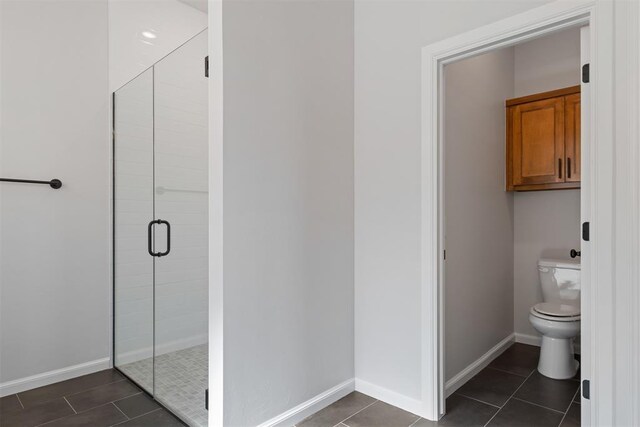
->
<box><xmin>0</xmin><ymin>178</ymin><xmax>62</xmax><ymax>189</ymax></box>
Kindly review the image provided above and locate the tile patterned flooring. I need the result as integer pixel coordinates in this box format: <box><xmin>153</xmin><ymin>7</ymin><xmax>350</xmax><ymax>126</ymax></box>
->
<box><xmin>1</xmin><ymin>343</ymin><xmax>579</xmax><ymax>427</ymax></box>
<box><xmin>298</xmin><ymin>343</ymin><xmax>581</xmax><ymax>427</ymax></box>
<box><xmin>118</xmin><ymin>344</ymin><xmax>208</xmax><ymax>426</ymax></box>
<box><xmin>0</xmin><ymin>369</ymin><xmax>185</xmax><ymax>427</ymax></box>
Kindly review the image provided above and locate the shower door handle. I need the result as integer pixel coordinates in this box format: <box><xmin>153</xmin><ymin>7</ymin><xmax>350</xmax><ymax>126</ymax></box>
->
<box><xmin>147</xmin><ymin>219</ymin><xmax>171</xmax><ymax>257</ymax></box>
<box><xmin>147</xmin><ymin>220</ymin><xmax>156</xmax><ymax>257</ymax></box>
<box><xmin>156</xmin><ymin>220</ymin><xmax>170</xmax><ymax>257</ymax></box>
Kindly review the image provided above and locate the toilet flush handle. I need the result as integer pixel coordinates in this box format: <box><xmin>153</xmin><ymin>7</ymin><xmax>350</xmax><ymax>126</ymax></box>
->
<box><xmin>570</xmin><ymin>249</ymin><xmax>581</xmax><ymax>258</ymax></box>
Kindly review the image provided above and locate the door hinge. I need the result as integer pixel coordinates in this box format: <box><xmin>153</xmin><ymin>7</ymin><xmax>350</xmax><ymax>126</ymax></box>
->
<box><xmin>582</xmin><ymin>380</ymin><xmax>590</xmax><ymax>400</ymax></box>
<box><xmin>582</xmin><ymin>222</ymin><xmax>590</xmax><ymax>242</ymax></box>
<box><xmin>582</xmin><ymin>63</ymin><xmax>590</xmax><ymax>83</ymax></box>
<box><xmin>205</xmin><ymin>388</ymin><xmax>209</xmax><ymax>410</ymax></box>
<box><xmin>443</xmin><ymin>250</ymin><xmax>446</xmax><ymax>260</ymax></box>
<box><xmin>205</xmin><ymin>56</ymin><xmax>209</xmax><ymax>78</ymax></box>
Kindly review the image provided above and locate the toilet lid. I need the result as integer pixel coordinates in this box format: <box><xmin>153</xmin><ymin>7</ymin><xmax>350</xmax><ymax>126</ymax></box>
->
<box><xmin>534</xmin><ymin>302</ymin><xmax>580</xmax><ymax>317</ymax></box>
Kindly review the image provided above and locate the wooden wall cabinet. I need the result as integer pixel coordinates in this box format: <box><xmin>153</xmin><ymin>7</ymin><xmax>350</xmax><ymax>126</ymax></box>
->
<box><xmin>506</xmin><ymin>86</ymin><xmax>581</xmax><ymax>191</ymax></box>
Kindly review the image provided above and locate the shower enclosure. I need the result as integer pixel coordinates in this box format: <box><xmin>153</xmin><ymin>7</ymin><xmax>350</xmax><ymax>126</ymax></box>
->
<box><xmin>113</xmin><ymin>30</ymin><xmax>208</xmax><ymax>427</ymax></box>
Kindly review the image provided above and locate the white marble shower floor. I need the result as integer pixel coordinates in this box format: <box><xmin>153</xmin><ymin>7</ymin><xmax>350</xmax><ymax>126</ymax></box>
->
<box><xmin>119</xmin><ymin>344</ymin><xmax>208</xmax><ymax>426</ymax></box>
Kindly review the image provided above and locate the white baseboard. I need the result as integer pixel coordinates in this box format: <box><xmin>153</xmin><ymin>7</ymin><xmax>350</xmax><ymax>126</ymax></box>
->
<box><xmin>445</xmin><ymin>333</ymin><xmax>515</xmax><ymax>397</ymax></box>
<box><xmin>514</xmin><ymin>332</ymin><xmax>541</xmax><ymax>347</ymax></box>
<box><xmin>116</xmin><ymin>333</ymin><xmax>208</xmax><ymax>365</ymax></box>
<box><xmin>515</xmin><ymin>332</ymin><xmax>581</xmax><ymax>354</ymax></box>
<box><xmin>354</xmin><ymin>378</ymin><xmax>423</xmax><ymax>417</ymax></box>
<box><xmin>257</xmin><ymin>378</ymin><xmax>355</xmax><ymax>427</ymax></box>
<box><xmin>0</xmin><ymin>357</ymin><xmax>111</xmax><ymax>397</ymax></box>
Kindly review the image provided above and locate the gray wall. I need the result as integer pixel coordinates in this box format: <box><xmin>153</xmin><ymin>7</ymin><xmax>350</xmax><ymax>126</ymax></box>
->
<box><xmin>222</xmin><ymin>1</ymin><xmax>354</xmax><ymax>425</ymax></box>
<box><xmin>514</xmin><ymin>28</ymin><xmax>582</xmax><ymax>97</ymax></box>
<box><xmin>0</xmin><ymin>0</ymin><xmax>109</xmax><ymax>383</ymax></box>
<box><xmin>354</xmin><ymin>0</ymin><xmax>551</xmax><ymax>402</ymax></box>
<box><xmin>444</xmin><ymin>49</ymin><xmax>515</xmax><ymax>381</ymax></box>
<box><xmin>513</xmin><ymin>28</ymin><xmax>582</xmax><ymax>338</ymax></box>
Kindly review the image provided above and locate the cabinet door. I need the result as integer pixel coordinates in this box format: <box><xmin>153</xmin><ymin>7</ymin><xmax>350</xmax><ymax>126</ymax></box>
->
<box><xmin>564</xmin><ymin>93</ymin><xmax>581</xmax><ymax>182</ymax></box>
<box><xmin>511</xmin><ymin>97</ymin><xmax>565</xmax><ymax>186</ymax></box>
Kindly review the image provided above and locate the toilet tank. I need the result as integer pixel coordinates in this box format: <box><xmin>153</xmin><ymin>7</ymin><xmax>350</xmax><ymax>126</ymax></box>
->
<box><xmin>538</xmin><ymin>258</ymin><xmax>581</xmax><ymax>306</ymax></box>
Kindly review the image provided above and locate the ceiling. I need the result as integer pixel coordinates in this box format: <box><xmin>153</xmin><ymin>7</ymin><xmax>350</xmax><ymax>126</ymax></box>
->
<box><xmin>177</xmin><ymin>0</ymin><xmax>207</xmax><ymax>13</ymax></box>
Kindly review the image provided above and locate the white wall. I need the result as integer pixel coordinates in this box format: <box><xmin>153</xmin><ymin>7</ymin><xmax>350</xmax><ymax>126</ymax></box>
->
<box><xmin>513</xmin><ymin>27</ymin><xmax>582</xmax><ymax>338</ymax></box>
<box><xmin>444</xmin><ymin>49</ymin><xmax>515</xmax><ymax>381</ymax></box>
<box><xmin>0</xmin><ymin>0</ymin><xmax>109</xmax><ymax>387</ymax></box>
<box><xmin>109</xmin><ymin>0</ymin><xmax>207</xmax><ymax>91</ymax></box>
<box><xmin>354</xmin><ymin>0</ymin><xmax>550</xmax><ymax>406</ymax></box>
<box><xmin>222</xmin><ymin>1</ymin><xmax>354</xmax><ymax>425</ymax></box>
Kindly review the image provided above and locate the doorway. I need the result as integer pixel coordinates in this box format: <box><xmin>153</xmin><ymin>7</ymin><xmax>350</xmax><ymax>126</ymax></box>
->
<box><xmin>440</xmin><ymin>26</ymin><xmax>584</xmax><ymax>425</ymax></box>
<box><xmin>418</xmin><ymin>1</ymin><xmax>613</xmax><ymax>423</ymax></box>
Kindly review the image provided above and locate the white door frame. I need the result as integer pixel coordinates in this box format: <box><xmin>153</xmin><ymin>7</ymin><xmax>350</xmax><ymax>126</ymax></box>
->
<box><xmin>421</xmin><ymin>0</ymin><xmax>615</xmax><ymax>422</ymax></box>
<box><xmin>208</xmin><ymin>0</ymin><xmax>224</xmax><ymax>425</ymax></box>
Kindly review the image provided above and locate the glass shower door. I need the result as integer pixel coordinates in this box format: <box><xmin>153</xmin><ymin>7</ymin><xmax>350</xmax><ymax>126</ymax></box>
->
<box><xmin>113</xmin><ymin>30</ymin><xmax>208</xmax><ymax>427</ymax></box>
<box><xmin>113</xmin><ymin>68</ymin><xmax>155</xmax><ymax>395</ymax></box>
<box><xmin>152</xmin><ymin>30</ymin><xmax>209</xmax><ymax>426</ymax></box>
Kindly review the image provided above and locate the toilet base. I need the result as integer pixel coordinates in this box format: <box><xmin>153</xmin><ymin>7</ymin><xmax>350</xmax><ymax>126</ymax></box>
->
<box><xmin>538</xmin><ymin>336</ymin><xmax>579</xmax><ymax>380</ymax></box>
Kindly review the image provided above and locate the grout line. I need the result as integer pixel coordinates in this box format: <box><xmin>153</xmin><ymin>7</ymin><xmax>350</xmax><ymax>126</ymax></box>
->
<box><xmin>557</xmin><ymin>410</ymin><xmax>569</xmax><ymax>425</ymax></box>
<box><xmin>408</xmin><ymin>417</ymin><xmax>424</xmax><ymax>427</ymax></box>
<box><xmin>64</xmin><ymin>378</ymin><xmax>129</xmax><ymax>399</ymax></box>
<box><xmin>15</xmin><ymin>376</ymin><xmax>131</xmax><ymax>412</ymax></box>
<box><xmin>483</xmin><ymin>366</ymin><xmax>532</xmax><ymax>378</ymax></box>
<box><xmin>483</xmin><ymin>369</ymin><xmax>536</xmax><ymax>426</ymax></box>
<box><xmin>455</xmin><ymin>393</ymin><xmax>502</xmax><ymax>409</ymax></box>
<box><xmin>336</xmin><ymin>400</ymin><xmax>379</xmax><ymax>427</ymax></box>
<box><xmin>35</xmin><ymin>403</ymin><xmax>121</xmax><ymax>427</ymax></box>
<box><xmin>511</xmin><ymin>397</ymin><xmax>565</xmax><ymax>414</ymax></box>
<box><xmin>34</xmin><ymin>415</ymin><xmax>75</xmax><ymax>427</ymax></box>
<box><xmin>557</xmin><ymin>388</ymin><xmax>581</xmax><ymax>427</ymax></box>
<box><xmin>29</xmin><ymin>377</ymin><xmax>130</xmax><ymax>407</ymax></box>
<box><xmin>482</xmin><ymin>403</ymin><xmax>505</xmax><ymax>425</ymax></box>
<box><xmin>120</xmin><ymin>402</ymin><xmax>159</xmax><ymax>421</ymax></box>
<box><xmin>15</xmin><ymin>393</ymin><xmax>25</xmax><ymax>409</ymax></box>
<box><xmin>34</xmin><ymin>403</ymin><xmax>79</xmax><ymax>427</ymax></box>
<box><xmin>112</xmin><ymin>391</ymin><xmax>143</xmax><ymax>406</ymax></box>
<box><xmin>112</xmin><ymin>402</ymin><xmax>130</xmax><ymax>420</ymax></box>
<box><xmin>64</xmin><ymin>397</ymin><xmax>77</xmax><ymax>414</ymax></box>
<box><xmin>111</xmin><ymin>408</ymin><xmax>163</xmax><ymax>426</ymax></box>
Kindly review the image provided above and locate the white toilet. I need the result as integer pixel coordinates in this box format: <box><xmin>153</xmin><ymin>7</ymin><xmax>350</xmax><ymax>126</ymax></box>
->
<box><xmin>529</xmin><ymin>258</ymin><xmax>580</xmax><ymax>380</ymax></box>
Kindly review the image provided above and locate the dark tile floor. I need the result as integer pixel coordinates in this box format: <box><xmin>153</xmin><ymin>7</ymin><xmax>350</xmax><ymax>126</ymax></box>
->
<box><xmin>0</xmin><ymin>369</ymin><xmax>185</xmax><ymax>427</ymax></box>
<box><xmin>298</xmin><ymin>343</ymin><xmax>580</xmax><ymax>427</ymax></box>
<box><xmin>1</xmin><ymin>344</ymin><xmax>579</xmax><ymax>427</ymax></box>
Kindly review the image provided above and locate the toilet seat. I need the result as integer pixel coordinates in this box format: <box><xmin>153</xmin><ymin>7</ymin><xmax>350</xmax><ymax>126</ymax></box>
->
<box><xmin>531</xmin><ymin>302</ymin><xmax>581</xmax><ymax>322</ymax></box>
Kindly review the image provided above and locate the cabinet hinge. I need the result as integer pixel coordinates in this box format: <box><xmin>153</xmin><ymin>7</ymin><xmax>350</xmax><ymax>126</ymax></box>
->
<box><xmin>582</xmin><ymin>380</ymin><xmax>590</xmax><ymax>399</ymax></box>
<box><xmin>205</xmin><ymin>388</ymin><xmax>209</xmax><ymax>410</ymax></box>
<box><xmin>582</xmin><ymin>63</ymin><xmax>590</xmax><ymax>83</ymax></box>
<box><xmin>205</xmin><ymin>56</ymin><xmax>209</xmax><ymax>78</ymax></box>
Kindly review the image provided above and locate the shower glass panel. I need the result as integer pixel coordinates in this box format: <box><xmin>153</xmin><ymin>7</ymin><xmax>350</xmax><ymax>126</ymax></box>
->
<box><xmin>113</xmin><ymin>68</ymin><xmax>154</xmax><ymax>395</ymax></box>
<box><xmin>113</xmin><ymin>30</ymin><xmax>208</xmax><ymax>427</ymax></box>
<box><xmin>153</xmin><ymin>31</ymin><xmax>209</xmax><ymax>426</ymax></box>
